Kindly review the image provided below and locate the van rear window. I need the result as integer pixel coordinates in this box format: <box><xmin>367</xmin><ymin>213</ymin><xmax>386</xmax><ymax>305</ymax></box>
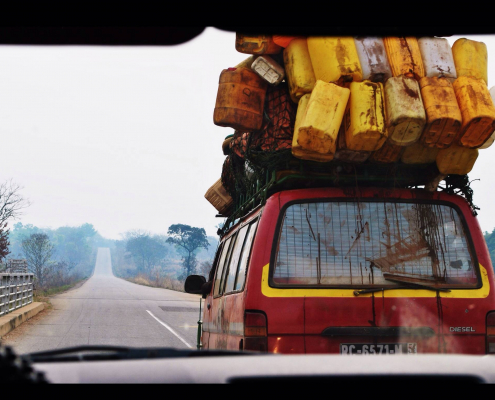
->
<box><xmin>273</xmin><ymin>201</ymin><xmax>479</xmax><ymax>288</ymax></box>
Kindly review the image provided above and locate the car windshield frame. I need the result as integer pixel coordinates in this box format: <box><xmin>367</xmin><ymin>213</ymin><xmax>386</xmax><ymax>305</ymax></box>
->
<box><xmin>269</xmin><ymin>196</ymin><xmax>482</xmax><ymax>290</ymax></box>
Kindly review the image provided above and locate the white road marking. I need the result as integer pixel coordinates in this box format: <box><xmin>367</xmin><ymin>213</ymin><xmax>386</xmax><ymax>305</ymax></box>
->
<box><xmin>146</xmin><ymin>310</ymin><xmax>193</xmax><ymax>349</ymax></box>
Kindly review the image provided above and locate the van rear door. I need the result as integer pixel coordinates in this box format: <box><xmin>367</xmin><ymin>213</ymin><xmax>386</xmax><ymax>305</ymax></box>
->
<box><xmin>270</xmin><ymin>198</ymin><xmax>487</xmax><ymax>354</ymax></box>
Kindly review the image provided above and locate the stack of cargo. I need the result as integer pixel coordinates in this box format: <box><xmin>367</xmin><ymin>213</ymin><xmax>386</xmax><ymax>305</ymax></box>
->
<box><xmin>205</xmin><ymin>33</ymin><xmax>495</xmax><ymax>217</ymax></box>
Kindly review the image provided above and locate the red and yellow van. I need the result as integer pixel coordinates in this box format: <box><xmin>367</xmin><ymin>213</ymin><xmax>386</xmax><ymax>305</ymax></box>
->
<box><xmin>194</xmin><ymin>187</ymin><xmax>495</xmax><ymax>355</ymax></box>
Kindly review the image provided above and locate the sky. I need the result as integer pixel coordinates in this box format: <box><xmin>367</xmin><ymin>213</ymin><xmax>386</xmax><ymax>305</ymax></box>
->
<box><xmin>0</xmin><ymin>28</ymin><xmax>495</xmax><ymax>239</ymax></box>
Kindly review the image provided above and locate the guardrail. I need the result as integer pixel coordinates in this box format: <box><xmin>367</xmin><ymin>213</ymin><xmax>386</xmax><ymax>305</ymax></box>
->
<box><xmin>0</xmin><ymin>274</ymin><xmax>34</xmax><ymax>317</ymax></box>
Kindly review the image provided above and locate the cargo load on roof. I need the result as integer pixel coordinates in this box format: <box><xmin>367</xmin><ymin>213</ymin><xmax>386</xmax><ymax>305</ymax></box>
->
<box><xmin>205</xmin><ymin>34</ymin><xmax>494</xmax><ymax>235</ymax></box>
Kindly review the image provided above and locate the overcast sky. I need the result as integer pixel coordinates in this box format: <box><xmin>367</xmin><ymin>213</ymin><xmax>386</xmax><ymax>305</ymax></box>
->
<box><xmin>0</xmin><ymin>28</ymin><xmax>495</xmax><ymax>239</ymax></box>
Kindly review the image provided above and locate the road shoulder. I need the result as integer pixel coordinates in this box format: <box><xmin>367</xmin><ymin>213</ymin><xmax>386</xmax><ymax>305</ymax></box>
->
<box><xmin>0</xmin><ymin>302</ymin><xmax>45</xmax><ymax>338</ymax></box>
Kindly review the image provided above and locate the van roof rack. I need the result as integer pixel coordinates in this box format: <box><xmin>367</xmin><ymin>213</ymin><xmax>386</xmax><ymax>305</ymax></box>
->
<box><xmin>216</xmin><ymin>160</ymin><xmax>470</xmax><ymax>237</ymax></box>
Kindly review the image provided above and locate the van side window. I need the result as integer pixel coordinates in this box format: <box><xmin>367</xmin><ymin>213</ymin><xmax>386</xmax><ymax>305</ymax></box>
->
<box><xmin>224</xmin><ymin>224</ymin><xmax>250</xmax><ymax>293</ymax></box>
<box><xmin>213</xmin><ymin>236</ymin><xmax>232</xmax><ymax>297</ymax></box>
<box><xmin>234</xmin><ymin>219</ymin><xmax>259</xmax><ymax>291</ymax></box>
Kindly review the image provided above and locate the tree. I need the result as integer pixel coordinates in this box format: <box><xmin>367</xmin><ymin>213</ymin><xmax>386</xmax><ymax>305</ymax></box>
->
<box><xmin>21</xmin><ymin>233</ymin><xmax>54</xmax><ymax>287</ymax></box>
<box><xmin>0</xmin><ymin>180</ymin><xmax>30</xmax><ymax>226</ymax></box>
<box><xmin>166</xmin><ymin>224</ymin><xmax>209</xmax><ymax>279</ymax></box>
<box><xmin>0</xmin><ymin>223</ymin><xmax>10</xmax><ymax>262</ymax></box>
<box><xmin>125</xmin><ymin>232</ymin><xmax>168</xmax><ymax>274</ymax></box>
<box><xmin>52</xmin><ymin>224</ymin><xmax>97</xmax><ymax>271</ymax></box>
<box><xmin>198</xmin><ymin>260</ymin><xmax>212</xmax><ymax>279</ymax></box>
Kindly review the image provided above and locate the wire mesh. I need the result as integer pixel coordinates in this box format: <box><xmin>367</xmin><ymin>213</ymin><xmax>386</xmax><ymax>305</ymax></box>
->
<box><xmin>274</xmin><ymin>201</ymin><xmax>477</xmax><ymax>288</ymax></box>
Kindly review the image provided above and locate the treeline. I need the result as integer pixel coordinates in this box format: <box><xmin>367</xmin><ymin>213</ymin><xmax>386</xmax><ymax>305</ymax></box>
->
<box><xmin>484</xmin><ymin>229</ymin><xmax>495</xmax><ymax>267</ymax></box>
<box><xmin>112</xmin><ymin>224</ymin><xmax>217</xmax><ymax>291</ymax></box>
<box><xmin>8</xmin><ymin>222</ymin><xmax>107</xmax><ymax>290</ymax></box>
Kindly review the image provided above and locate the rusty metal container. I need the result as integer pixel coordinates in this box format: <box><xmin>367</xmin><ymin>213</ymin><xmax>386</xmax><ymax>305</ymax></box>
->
<box><xmin>453</xmin><ymin>76</ymin><xmax>495</xmax><ymax>148</ymax></box>
<box><xmin>369</xmin><ymin>140</ymin><xmax>404</xmax><ymax>163</ymax></box>
<box><xmin>344</xmin><ymin>81</ymin><xmax>387</xmax><ymax>152</ymax></box>
<box><xmin>235</xmin><ymin>33</ymin><xmax>282</xmax><ymax>55</ymax></box>
<box><xmin>385</xmin><ymin>76</ymin><xmax>426</xmax><ymax>146</ymax></box>
<box><xmin>296</xmin><ymin>80</ymin><xmax>350</xmax><ymax>160</ymax></box>
<box><xmin>401</xmin><ymin>140</ymin><xmax>439</xmax><ymax>164</ymax></box>
<box><xmin>353</xmin><ymin>37</ymin><xmax>392</xmax><ymax>83</ymax></box>
<box><xmin>213</xmin><ymin>67</ymin><xmax>268</xmax><ymax>131</ymax></box>
<box><xmin>419</xmin><ymin>76</ymin><xmax>462</xmax><ymax>148</ymax></box>
<box><xmin>307</xmin><ymin>36</ymin><xmax>362</xmax><ymax>85</ymax></box>
<box><xmin>284</xmin><ymin>38</ymin><xmax>317</xmax><ymax>103</ymax></box>
<box><xmin>205</xmin><ymin>178</ymin><xmax>234</xmax><ymax>215</ymax></box>
<box><xmin>418</xmin><ymin>37</ymin><xmax>457</xmax><ymax>80</ymax></box>
<box><xmin>452</xmin><ymin>38</ymin><xmax>488</xmax><ymax>85</ymax></box>
<box><xmin>383</xmin><ymin>37</ymin><xmax>425</xmax><ymax>80</ymax></box>
<box><xmin>436</xmin><ymin>144</ymin><xmax>479</xmax><ymax>175</ymax></box>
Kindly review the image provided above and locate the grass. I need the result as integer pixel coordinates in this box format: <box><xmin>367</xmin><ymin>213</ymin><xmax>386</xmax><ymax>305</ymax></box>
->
<box><xmin>33</xmin><ymin>278</ymin><xmax>88</xmax><ymax>306</ymax></box>
<box><xmin>125</xmin><ymin>274</ymin><xmax>185</xmax><ymax>292</ymax></box>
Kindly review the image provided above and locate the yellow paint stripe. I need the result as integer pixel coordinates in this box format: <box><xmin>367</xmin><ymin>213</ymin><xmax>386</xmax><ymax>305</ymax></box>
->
<box><xmin>261</xmin><ymin>264</ymin><xmax>490</xmax><ymax>299</ymax></box>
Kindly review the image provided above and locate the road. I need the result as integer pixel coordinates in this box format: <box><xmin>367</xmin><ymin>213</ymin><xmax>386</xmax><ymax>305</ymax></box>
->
<box><xmin>2</xmin><ymin>248</ymin><xmax>202</xmax><ymax>354</ymax></box>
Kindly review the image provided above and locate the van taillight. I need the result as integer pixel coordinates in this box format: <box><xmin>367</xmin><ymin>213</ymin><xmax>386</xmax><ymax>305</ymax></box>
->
<box><xmin>486</xmin><ymin>312</ymin><xmax>495</xmax><ymax>354</ymax></box>
<box><xmin>244</xmin><ymin>311</ymin><xmax>268</xmax><ymax>352</ymax></box>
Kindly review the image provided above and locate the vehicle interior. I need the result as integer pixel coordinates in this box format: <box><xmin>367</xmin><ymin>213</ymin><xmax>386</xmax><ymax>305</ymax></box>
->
<box><xmin>2</xmin><ymin>23</ymin><xmax>495</xmax><ymax>384</ymax></box>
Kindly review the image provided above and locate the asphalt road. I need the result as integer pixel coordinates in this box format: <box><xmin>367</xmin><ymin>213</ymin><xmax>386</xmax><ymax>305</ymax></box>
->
<box><xmin>2</xmin><ymin>248</ymin><xmax>202</xmax><ymax>354</ymax></box>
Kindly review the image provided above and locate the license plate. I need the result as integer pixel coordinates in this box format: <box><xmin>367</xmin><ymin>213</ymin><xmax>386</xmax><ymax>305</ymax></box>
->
<box><xmin>340</xmin><ymin>343</ymin><xmax>417</xmax><ymax>355</ymax></box>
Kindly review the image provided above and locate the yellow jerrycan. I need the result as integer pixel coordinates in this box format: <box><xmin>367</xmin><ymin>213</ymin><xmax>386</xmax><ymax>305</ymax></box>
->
<box><xmin>385</xmin><ymin>76</ymin><xmax>426</xmax><ymax>146</ymax></box>
<box><xmin>235</xmin><ymin>33</ymin><xmax>282</xmax><ymax>55</ymax></box>
<box><xmin>292</xmin><ymin>93</ymin><xmax>333</xmax><ymax>162</ymax></box>
<box><xmin>205</xmin><ymin>178</ymin><xmax>234</xmax><ymax>215</ymax></box>
<box><xmin>296</xmin><ymin>80</ymin><xmax>350</xmax><ymax>160</ymax></box>
<box><xmin>307</xmin><ymin>37</ymin><xmax>362</xmax><ymax>85</ymax></box>
<box><xmin>334</xmin><ymin>123</ymin><xmax>371</xmax><ymax>163</ymax></box>
<box><xmin>479</xmin><ymin>86</ymin><xmax>495</xmax><ymax>149</ymax></box>
<box><xmin>436</xmin><ymin>144</ymin><xmax>479</xmax><ymax>175</ymax></box>
<box><xmin>453</xmin><ymin>76</ymin><xmax>495</xmax><ymax>148</ymax></box>
<box><xmin>283</xmin><ymin>38</ymin><xmax>317</xmax><ymax>103</ymax></box>
<box><xmin>344</xmin><ymin>81</ymin><xmax>387</xmax><ymax>152</ymax></box>
<box><xmin>383</xmin><ymin>37</ymin><xmax>425</xmax><ymax>80</ymax></box>
<box><xmin>452</xmin><ymin>38</ymin><xmax>488</xmax><ymax>85</ymax></box>
<box><xmin>419</xmin><ymin>77</ymin><xmax>462</xmax><ymax>148</ymax></box>
<box><xmin>213</xmin><ymin>67</ymin><xmax>268</xmax><ymax>131</ymax></box>
<box><xmin>369</xmin><ymin>140</ymin><xmax>404</xmax><ymax>163</ymax></box>
<box><xmin>401</xmin><ymin>141</ymin><xmax>439</xmax><ymax>164</ymax></box>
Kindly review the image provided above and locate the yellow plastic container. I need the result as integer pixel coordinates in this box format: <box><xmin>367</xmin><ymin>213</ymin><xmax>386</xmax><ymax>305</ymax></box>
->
<box><xmin>307</xmin><ymin>37</ymin><xmax>362</xmax><ymax>85</ymax></box>
<box><xmin>369</xmin><ymin>140</ymin><xmax>404</xmax><ymax>163</ymax></box>
<box><xmin>419</xmin><ymin>77</ymin><xmax>462</xmax><ymax>149</ymax></box>
<box><xmin>213</xmin><ymin>67</ymin><xmax>268</xmax><ymax>131</ymax></box>
<box><xmin>383</xmin><ymin>37</ymin><xmax>425</xmax><ymax>80</ymax></box>
<box><xmin>453</xmin><ymin>76</ymin><xmax>495</xmax><ymax>148</ymax></box>
<box><xmin>385</xmin><ymin>76</ymin><xmax>426</xmax><ymax>146</ymax></box>
<box><xmin>436</xmin><ymin>144</ymin><xmax>479</xmax><ymax>175</ymax></box>
<box><xmin>205</xmin><ymin>179</ymin><xmax>234</xmax><ymax>215</ymax></box>
<box><xmin>283</xmin><ymin>38</ymin><xmax>317</xmax><ymax>103</ymax></box>
<box><xmin>401</xmin><ymin>141</ymin><xmax>439</xmax><ymax>164</ymax></box>
<box><xmin>292</xmin><ymin>94</ymin><xmax>333</xmax><ymax>162</ymax></box>
<box><xmin>479</xmin><ymin>86</ymin><xmax>495</xmax><ymax>149</ymax></box>
<box><xmin>452</xmin><ymin>38</ymin><xmax>488</xmax><ymax>85</ymax></box>
<box><xmin>235</xmin><ymin>33</ymin><xmax>282</xmax><ymax>55</ymax></box>
<box><xmin>344</xmin><ymin>81</ymin><xmax>387</xmax><ymax>152</ymax></box>
<box><xmin>335</xmin><ymin>124</ymin><xmax>371</xmax><ymax>163</ymax></box>
<box><xmin>296</xmin><ymin>80</ymin><xmax>350</xmax><ymax>159</ymax></box>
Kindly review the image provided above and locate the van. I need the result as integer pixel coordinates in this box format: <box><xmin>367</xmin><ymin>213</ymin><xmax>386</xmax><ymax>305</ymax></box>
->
<box><xmin>187</xmin><ymin>183</ymin><xmax>495</xmax><ymax>355</ymax></box>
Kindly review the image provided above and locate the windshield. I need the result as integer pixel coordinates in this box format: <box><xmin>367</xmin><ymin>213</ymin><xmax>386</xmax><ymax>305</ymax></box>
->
<box><xmin>0</xmin><ymin>28</ymin><xmax>495</xmax><ymax>361</ymax></box>
<box><xmin>273</xmin><ymin>201</ymin><xmax>478</xmax><ymax>288</ymax></box>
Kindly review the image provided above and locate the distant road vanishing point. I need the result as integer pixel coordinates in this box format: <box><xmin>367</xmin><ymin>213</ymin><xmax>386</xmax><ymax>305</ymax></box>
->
<box><xmin>2</xmin><ymin>248</ymin><xmax>201</xmax><ymax>354</ymax></box>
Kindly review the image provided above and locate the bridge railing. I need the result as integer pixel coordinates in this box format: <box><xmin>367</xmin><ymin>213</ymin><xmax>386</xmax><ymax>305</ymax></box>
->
<box><xmin>0</xmin><ymin>274</ymin><xmax>34</xmax><ymax>317</ymax></box>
